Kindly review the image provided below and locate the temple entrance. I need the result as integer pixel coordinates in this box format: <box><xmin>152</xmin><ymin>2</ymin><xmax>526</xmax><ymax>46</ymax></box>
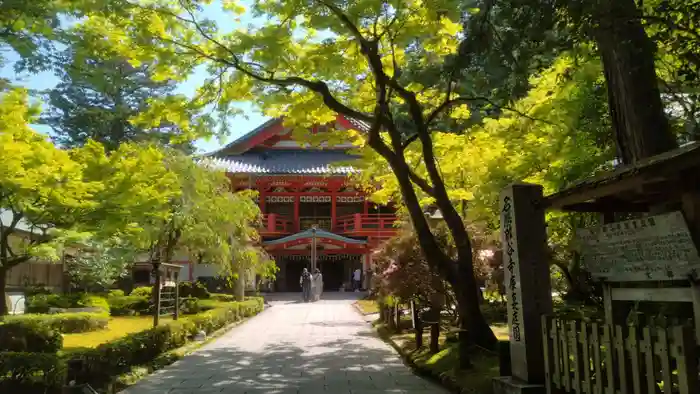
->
<box><xmin>317</xmin><ymin>259</ymin><xmax>343</xmax><ymax>291</ymax></box>
<box><xmin>284</xmin><ymin>258</ymin><xmax>309</xmax><ymax>292</ymax></box>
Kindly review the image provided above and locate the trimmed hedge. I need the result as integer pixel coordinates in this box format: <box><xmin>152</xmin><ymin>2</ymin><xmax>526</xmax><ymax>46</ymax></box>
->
<box><xmin>107</xmin><ymin>289</ymin><xmax>125</xmax><ymax>298</ymax></box>
<box><xmin>0</xmin><ymin>322</ymin><xmax>63</xmax><ymax>353</ymax></box>
<box><xmin>2</xmin><ymin>312</ymin><xmax>108</xmax><ymax>333</ymax></box>
<box><xmin>210</xmin><ymin>293</ymin><xmax>236</xmax><ymax>302</ymax></box>
<box><xmin>107</xmin><ymin>295</ymin><xmax>150</xmax><ymax>316</ymax></box>
<box><xmin>129</xmin><ymin>286</ymin><xmax>153</xmax><ymax>297</ymax></box>
<box><xmin>0</xmin><ymin>298</ymin><xmax>264</xmax><ymax>392</ymax></box>
<box><xmin>26</xmin><ymin>293</ymin><xmax>110</xmax><ymax>314</ymax></box>
<box><xmin>178</xmin><ymin>282</ymin><xmax>210</xmax><ymax>299</ymax></box>
<box><xmin>71</xmin><ymin>297</ymin><xmax>265</xmax><ymax>390</ymax></box>
<box><xmin>0</xmin><ymin>352</ymin><xmax>66</xmax><ymax>393</ymax></box>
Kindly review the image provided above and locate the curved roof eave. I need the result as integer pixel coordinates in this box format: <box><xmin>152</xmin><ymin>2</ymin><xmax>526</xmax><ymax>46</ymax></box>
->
<box><xmin>263</xmin><ymin>228</ymin><xmax>367</xmax><ymax>246</ymax></box>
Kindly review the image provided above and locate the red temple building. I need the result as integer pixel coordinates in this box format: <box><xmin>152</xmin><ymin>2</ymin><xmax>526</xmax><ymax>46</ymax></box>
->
<box><xmin>204</xmin><ymin>115</ymin><xmax>398</xmax><ymax>292</ymax></box>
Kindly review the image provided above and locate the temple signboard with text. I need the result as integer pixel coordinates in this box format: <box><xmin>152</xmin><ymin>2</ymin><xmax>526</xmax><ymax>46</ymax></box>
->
<box><xmin>577</xmin><ymin>211</ymin><xmax>700</xmax><ymax>282</ymax></box>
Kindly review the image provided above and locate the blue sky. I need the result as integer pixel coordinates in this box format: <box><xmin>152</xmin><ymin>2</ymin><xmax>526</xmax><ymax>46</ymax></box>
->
<box><xmin>0</xmin><ymin>0</ymin><xmax>268</xmax><ymax>154</ymax></box>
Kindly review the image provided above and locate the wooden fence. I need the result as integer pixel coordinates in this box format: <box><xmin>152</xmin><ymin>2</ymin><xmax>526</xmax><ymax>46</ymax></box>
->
<box><xmin>542</xmin><ymin>316</ymin><xmax>699</xmax><ymax>394</ymax></box>
<box><xmin>5</xmin><ymin>262</ymin><xmax>64</xmax><ymax>289</ymax></box>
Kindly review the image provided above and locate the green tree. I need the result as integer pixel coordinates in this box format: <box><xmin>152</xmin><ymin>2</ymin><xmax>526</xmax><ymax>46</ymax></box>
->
<box><xmin>65</xmin><ymin>236</ymin><xmax>136</xmax><ymax>291</ymax></box>
<box><xmin>78</xmin><ymin>0</ymin><xmax>504</xmax><ymax>363</ymax></box>
<box><xmin>149</xmin><ymin>152</ymin><xmax>267</xmax><ymax>282</ymax></box>
<box><xmin>43</xmin><ymin>44</ymin><xmax>188</xmax><ymax>151</ymax></box>
<box><xmin>0</xmin><ymin>88</ymin><xmax>96</xmax><ymax>315</ymax></box>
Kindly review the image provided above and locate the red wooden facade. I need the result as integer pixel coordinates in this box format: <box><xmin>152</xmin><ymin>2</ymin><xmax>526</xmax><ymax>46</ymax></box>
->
<box><xmin>205</xmin><ymin>115</ymin><xmax>397</xmax><ymax>291</ymax></box>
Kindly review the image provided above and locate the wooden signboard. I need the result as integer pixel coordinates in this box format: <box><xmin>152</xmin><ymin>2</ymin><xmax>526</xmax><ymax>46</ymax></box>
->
<box><xmin>576</xmin><ymin>211</ymin><xmax>700</xmax><ymax>282</ymax></box>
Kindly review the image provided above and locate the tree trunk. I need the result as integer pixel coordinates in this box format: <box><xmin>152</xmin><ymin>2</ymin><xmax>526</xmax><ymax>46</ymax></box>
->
<box><xmin>0</xmin><ymin>266</ymin><xmax>8</xmax><ymax>316</ymax></box>
<box><xmin>593</xmin><ymin>0</ymin><xmax>677</xmax><ymax>164</ymax></box>
<box><xmin>234</xmin><ymin>266</ymin><xmax>245</xmax><ymax>302</ymax></box>
<box><xmin>430</xmin><ymin>319</ymin><xmax>440</xmax><ymax>354</ymax></box>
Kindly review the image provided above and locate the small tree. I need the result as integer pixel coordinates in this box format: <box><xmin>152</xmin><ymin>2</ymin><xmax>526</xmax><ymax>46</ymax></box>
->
<box><xmin>0</xmin><ymin>88</ymin><xmax>96</xmax><ymax>315</ymax></box>
<box><xmin>65</xmin><ymin>237</ymin><xmax>136</xmax><ymax>292</ymax></box>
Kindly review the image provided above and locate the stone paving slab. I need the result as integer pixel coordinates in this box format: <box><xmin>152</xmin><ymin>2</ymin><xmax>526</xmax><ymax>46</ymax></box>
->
<box><xmin>120</xmin><ymin>293</ymin><xmax>447</xmax><ymax>394</ymax></box>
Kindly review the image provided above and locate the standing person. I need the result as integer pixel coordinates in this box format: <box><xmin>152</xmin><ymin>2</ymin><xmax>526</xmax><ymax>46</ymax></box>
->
<box><xmin>312</xmin><ymin>268</ymin><xmax>323</xmax><ymax>301</ymax></box>
<box><xmin>300</xmin><ymin>268</ymin><xmax>312</xmax><ymax>302</ymax></box>
<box><xmin>353</xmin><ymin>268</ymin><xmax>362</xmax><ymax>292</ymax></box>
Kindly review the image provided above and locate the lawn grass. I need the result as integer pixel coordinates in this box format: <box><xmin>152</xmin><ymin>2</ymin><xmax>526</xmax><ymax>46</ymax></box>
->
<box><xmin>354</xmin><ymin>299</ymin><xmax>380</xmax><ymax>314</ymax></box>
<box><xmin>375</xmin><ymin>313</ymin><xmax>507</xmax><ymax>394</ymax></box>
<box><xmin>62</xmin><ymin>316</ymin><xmax>176</xmax><ymax>349</ymax></box>
<box><xmin>377</xmin><ymin>322</ymin><xmax>501</xmax><ymax>394</ymax></box>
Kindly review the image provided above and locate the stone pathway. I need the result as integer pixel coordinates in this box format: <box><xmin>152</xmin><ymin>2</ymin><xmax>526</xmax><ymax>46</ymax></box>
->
<box><xmin>121</xmin><ymin>292</ymin><xmax>447</xmax><ymax>394</ymax></box>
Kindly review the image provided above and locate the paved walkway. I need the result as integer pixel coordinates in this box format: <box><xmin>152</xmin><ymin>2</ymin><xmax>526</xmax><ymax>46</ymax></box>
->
<box><xmin>121</xmin><ymin>293</ymin><xmax>447</xmax><ymax>394</ymax></box>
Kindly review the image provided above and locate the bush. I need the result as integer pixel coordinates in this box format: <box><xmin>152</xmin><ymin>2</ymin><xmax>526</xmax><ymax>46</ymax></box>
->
<box><xmin>107</xmin><ymin>295</ymin><xmax>150</xmax><ymax>316</ymax></box>
<box><xmin>178</xmin><ymin>282</ymin><xmax>210</xmax><ymax>299</ymax></box>
<box><xmin>130</xmin><ymin>286</ymin><xmax>153</xmax><ymax>297</ymax></box>
<box><xmin>107</xmin><ymin>289</ymin><xmax>125</xmax><ymax>298</ymax></box>
<box><xmin>0</xmin><ymin>352</ymin><xmax>66</xmax><ymax>393</ymax></box>
<box><xmin>69</xmin><ymin>297</ymin><xmax>264</xmax><ymax>390</ymax></box>
<box><xmin>0</xmin><ymin>322</ymin><xmax>63</xmax><ymax>353</ymax></box>
<box><xmin>2</xmin><ymin>312</ymin><xmax>108</xmax><ymax>334</ymax></box>
<box><xmin>210</xmin><ymin>293</ymin><xmax>236</xmax><ymax>302</ymax></box>
<box><xmin>25</xmin><ymin>293</ymin><xmax>110</xmax><ymax>314</ymax></box>
<box><xmin>178</xmin><ymin>297</ymin><xmax>201</xmax><ymax>315</ymax></box>
<box><xmin>480</xmin><ymin>302</ymin><xmax>507</xmax><ymax>324</ymax></box>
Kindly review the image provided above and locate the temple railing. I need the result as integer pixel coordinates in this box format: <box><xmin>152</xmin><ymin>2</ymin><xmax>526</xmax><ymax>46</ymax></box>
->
<box><xmin>333</xmin><ymin>214</ymin><xmax>396</xmax><ymax>234</ymax></box>
<box><xmin>259</xmin><ymin>213</ymin><xmax>397</xmax><ymax>235</ymax></box>
<box><xmin>260</xmin><ymin>214</ymin><xmax>293</xmax><ymax>234</ymax></box>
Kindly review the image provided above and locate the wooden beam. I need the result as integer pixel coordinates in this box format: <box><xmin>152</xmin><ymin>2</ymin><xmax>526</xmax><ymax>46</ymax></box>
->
<box><xmin>611</xmin><ymin>287</ymin><xmax>693</xmax><ymax>302</ymax></box>
<box><xmin>561</xmin><ymin>199</ymin><xmax>649</xmax><ymax>213</ymax></box>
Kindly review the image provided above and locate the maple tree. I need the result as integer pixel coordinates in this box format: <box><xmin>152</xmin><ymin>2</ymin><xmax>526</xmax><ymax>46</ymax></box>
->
<box><xmin>0</xmin><ymin>88</ymin><xmax>96</xmax><ymax>315</ymax></box>
<box><xmin>72</xmin><ymin>0</ymin><xmax>506</xmax><ymax>359</ymax></box>
<box><xmin>0</xmin><ymin>88</ymin><xmax>269</xmax><ymax>314</ymax></box>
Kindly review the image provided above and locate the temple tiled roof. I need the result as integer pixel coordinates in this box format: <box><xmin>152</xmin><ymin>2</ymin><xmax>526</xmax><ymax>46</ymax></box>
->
<box><xmin>201</xmin><ymin>149</ymin><xmax>359</xmax><ymax>175</ymax></box>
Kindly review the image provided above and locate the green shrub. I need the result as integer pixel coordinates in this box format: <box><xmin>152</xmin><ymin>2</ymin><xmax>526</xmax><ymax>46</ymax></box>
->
<box><xmin>107</xmin><ymin>289</ymin><xmax>125</xmax><ymax>298</ymax></box>
<box><xmin>82</xmin><ymin>296</ymin><xmax>110</xmax><ymax>314</ymax></box>
<box><xmin>69</xmin><ymin>297</ymin><xmax>264</xmax><ymax>390</ymax></box>
<box><xmin>0</xmin><ymin>322</ymin><xmax>63</xmax><ymax>353</ymax></box>
<box><xmin>210</xmin><ymin>293</ymin><xmax>236</xmax><ymax>302</ymax></box>
<box><xmin>2</xmin><ymin>312</ymin><xmax>108</xmax><ymax>333</ymax></box>
<box><xmin>0</xmin><ymin>352</ymin><xmax>66</xmax><ymax>393</ymax></box>
<box><xmin>480</xmin><ymin>302</ymin><xmax>507</xmax><ymax>324</ymax></box>
<box><xmin>26</xmin><ymin>293</ymin><xmax>110</xmax><ymax>314</ymax></box>
<box><xmin>178</xmin><ymin>297</ymin><xmax>201</xmax><ymax>315</ymax></box>
<box><xmin>107</xmin><ymin>295</ymin><xmax>150</xmax><ymax>316</ymax></box>
<box><xmin>130</xmin><ymin>286</ymin><xmax>153</xmax><ymax>297</ymax></box>
<box><xmin>178</xmin><ymin>282</ymin><xmax>210</xmax><ymax>299</ymax></box>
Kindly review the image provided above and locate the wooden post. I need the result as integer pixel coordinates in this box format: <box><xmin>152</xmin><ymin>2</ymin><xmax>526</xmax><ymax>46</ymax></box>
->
<box><xmin>603</xmin><ymin>282</ymin><xmax>614</xmax><ymax>326</ymax></box>
<box><xmin>429</xmin><ymin>313</ymin><xmax>440</xmax><ymax>354</ymax></box>
<box><xmin>152</xmin><ymin>262</ymin><xmax>161</xmax><ymax>327</ymax></box>
<box><xmin>354</xmin><ymin>213</ymin><xmax>362</xmax><ymax>231</ymax></box>
<box><xmin>411</xmin><ymin>300</ymin><xmax>423</xmax><ymax>348</ymax></box>
<box><xmin>173</xmin><ymin>270</ymin><xmax>179</xmax><ymax>321</ymax></box>
<box><xmin>394</xmin><ymin>303</ymin><xmax>401</xmax><ymax>332</ymax></box>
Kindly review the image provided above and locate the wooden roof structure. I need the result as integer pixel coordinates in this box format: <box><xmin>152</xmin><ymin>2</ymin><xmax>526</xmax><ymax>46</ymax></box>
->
<box><xmin>544</xmin><ymin>142</ymin><xmax>700</xmax><ymax>213</ymax></box>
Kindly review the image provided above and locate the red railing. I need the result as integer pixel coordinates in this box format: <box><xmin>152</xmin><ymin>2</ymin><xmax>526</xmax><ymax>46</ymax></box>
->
<box><xmin>333</xmin><ymin>214</ymin><xmax>397</xmax><ymax>234</ymax></box>
<box><xmin>259</xmin><ymin>213</ymin><xmax>397</xmax><ymax>235</ymax></box>
<box><xmin>260</xmin><ymin>214</ymin><xmax>293</xmax><ymax>234</ymax></box>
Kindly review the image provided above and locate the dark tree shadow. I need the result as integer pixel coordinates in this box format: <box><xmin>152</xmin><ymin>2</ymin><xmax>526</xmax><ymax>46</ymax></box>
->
<box><xmin>121</xmin><ymin>324</ymin><xmax>442</xmax><ymax>394</ymax></box>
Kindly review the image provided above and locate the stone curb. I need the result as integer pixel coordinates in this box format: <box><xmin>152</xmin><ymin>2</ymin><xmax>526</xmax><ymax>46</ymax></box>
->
<box><xmin>373</xmin><ymin>324</ymin><xmax>468</xmax><ymax>394</ymax></box>
<box><xmin>116</xmin><ymin>303</ymin><xmax>271</xmax><ymax>393</ymax></box>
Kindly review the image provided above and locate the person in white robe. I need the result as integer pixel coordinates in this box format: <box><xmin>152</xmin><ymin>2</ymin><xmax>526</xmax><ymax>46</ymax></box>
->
<box><xmin>312</xmin><ymin>268</ymin><xmax>323</xmax><ymax>301</ymax></box>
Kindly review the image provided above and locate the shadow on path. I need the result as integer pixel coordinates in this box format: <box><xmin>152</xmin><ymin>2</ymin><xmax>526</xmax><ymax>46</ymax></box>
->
<box><xmin>124</xmin><ymin>339</ymin><xmax>437</xmax><ymax>394</ymax></box>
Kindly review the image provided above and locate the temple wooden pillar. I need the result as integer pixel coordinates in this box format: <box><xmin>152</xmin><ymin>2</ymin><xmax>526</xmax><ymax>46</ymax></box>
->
<box><xmin>259</xmin><ymin>188</ymin><xmax>266</xmax><ymax>212</ymax></box>
<box><xmin>293</xmin><ymin>196</ymin><xmax>300</xmax><ymax>231</ymax></box>
<box><xmin>331</xmin><ymin>192</ymin><xmax>337</xmax><ymax>230</ymax></box>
